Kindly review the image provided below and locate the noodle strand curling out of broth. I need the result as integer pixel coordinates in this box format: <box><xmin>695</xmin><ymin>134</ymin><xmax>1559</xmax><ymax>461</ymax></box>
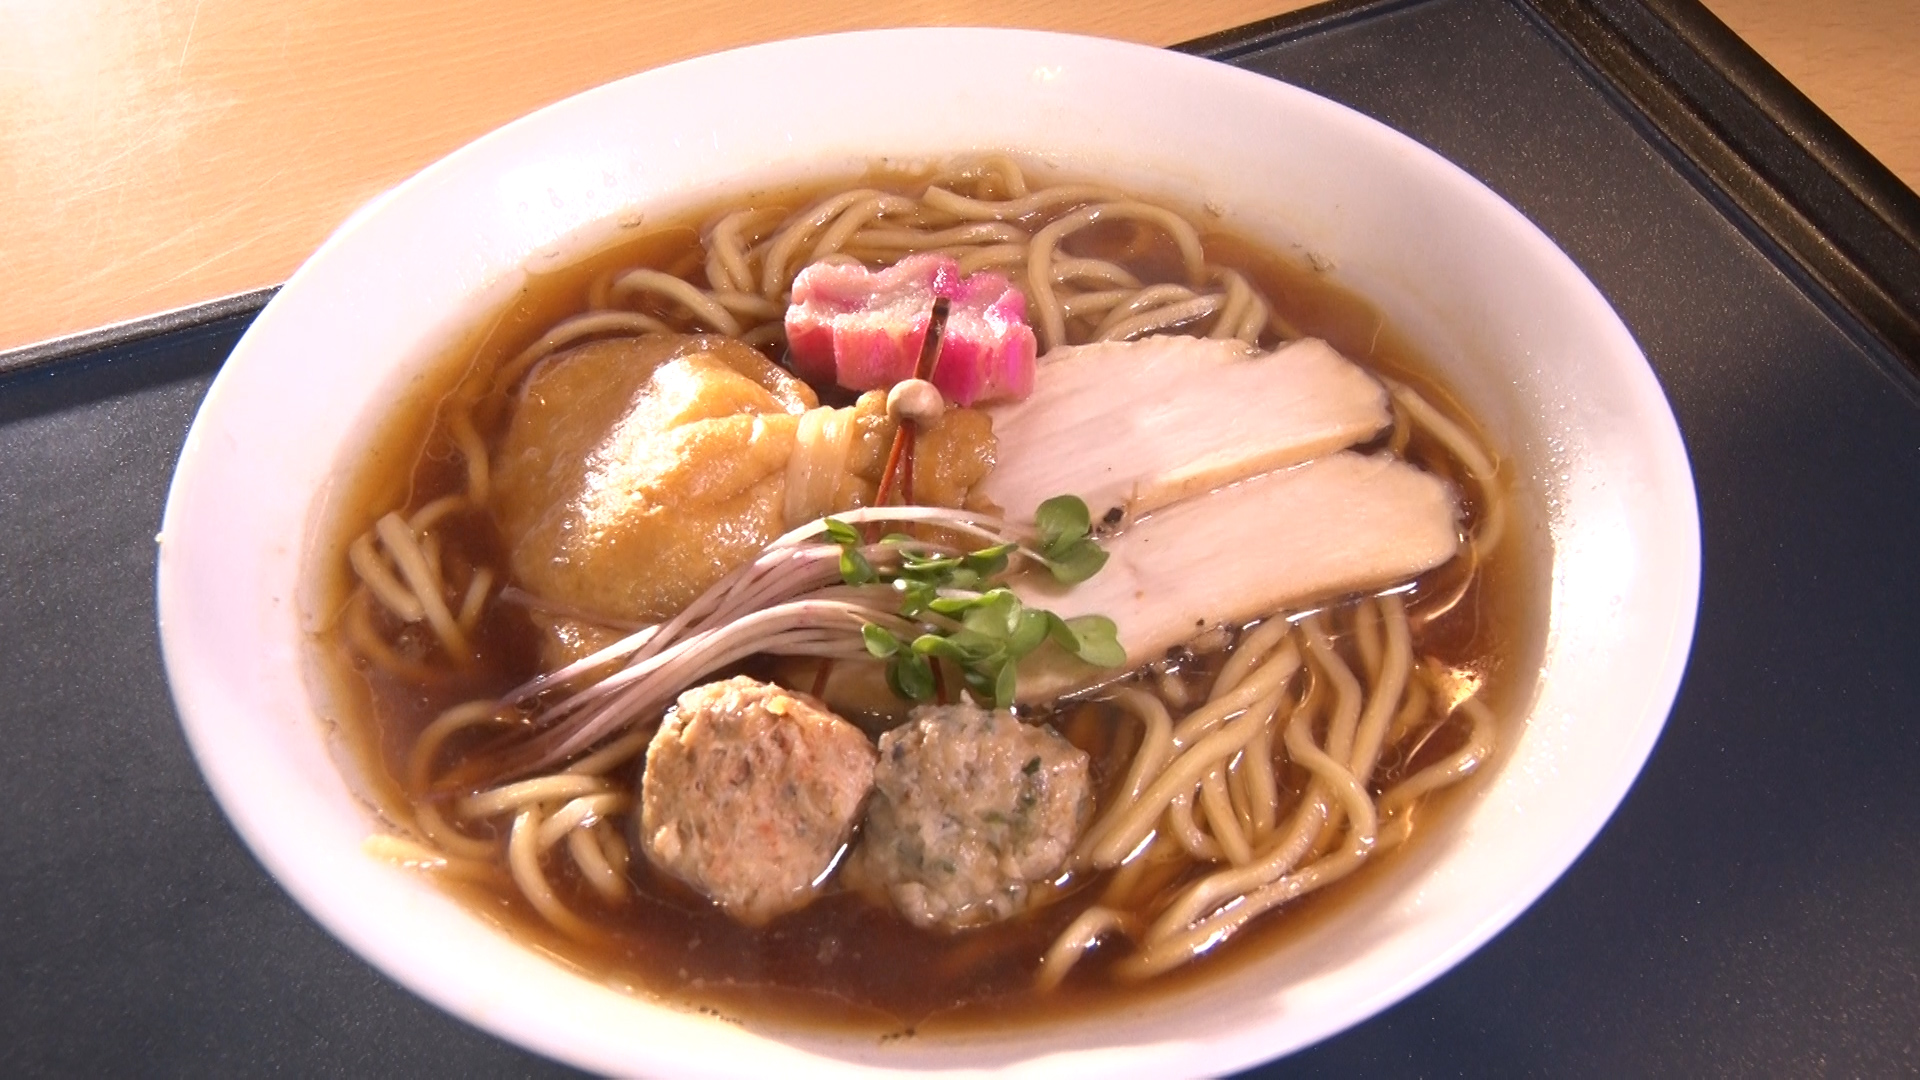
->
<box><xmin>1042</xmin><ymin>593</ymin><xmax>1500</xmax><ymax>984</ymax></box>
<box><xmin>324</xmin><ymin>155</ymin><xmax>1517</xmax><ymax>1024</ymax></box>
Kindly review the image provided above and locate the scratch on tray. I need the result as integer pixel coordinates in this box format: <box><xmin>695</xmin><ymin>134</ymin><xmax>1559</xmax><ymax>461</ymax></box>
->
<box><xmin>151</xmin><ymin>227</ymin><xmax>272</xmax><ymax>291</ymax></box>
<box><xmin>75</xmin><ymin>128</ymin><xmax>169</xmax><ymax>191</ymax></box>
<box><xmin>178</xmin><ymin>0</ymin><xmax>205</xmax><ymax>69</ymax></box>
<box><xmin>71</xmin><ymin>154</ymin><xmax>281</xmax><ymax>291</ymax></box>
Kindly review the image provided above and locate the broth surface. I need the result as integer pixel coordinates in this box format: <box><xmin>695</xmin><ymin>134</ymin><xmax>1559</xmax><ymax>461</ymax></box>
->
<box><xmin>306</xmin><ymin>166</ymin><xmax>1546</xmax><ymax>1035</ymax></box>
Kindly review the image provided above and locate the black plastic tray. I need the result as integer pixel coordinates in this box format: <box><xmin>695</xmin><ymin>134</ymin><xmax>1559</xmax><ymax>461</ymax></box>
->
<box><xmin>4</xmin><ymin>0</ymin><xmax>1916</xmax><ymax>1074</ymax></box>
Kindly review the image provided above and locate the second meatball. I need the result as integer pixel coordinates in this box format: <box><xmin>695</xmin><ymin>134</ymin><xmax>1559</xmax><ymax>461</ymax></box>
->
<box><xmin>851</xmin><ymin>703</ymin><xmax>1092</xmax><ymax>930</ymax></box>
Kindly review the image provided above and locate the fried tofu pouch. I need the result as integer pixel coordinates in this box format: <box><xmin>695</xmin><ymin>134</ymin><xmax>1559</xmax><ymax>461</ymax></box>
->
<box><xmin>493</xmin><ymin>334</ymin><xmax>815</xmax><ymax>624</ymax></box>
<box><xmin>492</xmin><ymin>332</ymin><xmax>992</xmax><ymax>627</ymax></box>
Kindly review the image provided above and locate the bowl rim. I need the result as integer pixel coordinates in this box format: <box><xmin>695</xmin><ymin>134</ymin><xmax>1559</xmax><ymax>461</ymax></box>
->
<box><xmin>157</xmin><ymin>26</ymin><xmax>1701</xmax><ymax>1078</ymax></box>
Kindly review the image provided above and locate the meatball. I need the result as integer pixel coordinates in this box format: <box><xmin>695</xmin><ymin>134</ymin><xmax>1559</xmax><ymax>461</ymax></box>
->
<box><xmin>639</xmin><ymin>676</ymin><xmax>876</xmax><ymax>925</ymax></box>
<box><xmin>850</xmin><ymin>704</ymin><xmax>1092</xmax><ymax>930</ymax></box>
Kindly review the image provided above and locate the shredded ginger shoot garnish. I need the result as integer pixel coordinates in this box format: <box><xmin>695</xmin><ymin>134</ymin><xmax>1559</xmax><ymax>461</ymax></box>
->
<box><xmin>489</xmin><ymin>499</ymin><xmax>1119</xmax><ymax>778</ymax></box>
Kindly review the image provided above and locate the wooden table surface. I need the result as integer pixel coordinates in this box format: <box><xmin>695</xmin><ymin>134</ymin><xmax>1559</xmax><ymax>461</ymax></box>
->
<box><xmin>2</xmin><ymin>0</ymin><xmax>1914</xmax><ymax>356</ymax></box>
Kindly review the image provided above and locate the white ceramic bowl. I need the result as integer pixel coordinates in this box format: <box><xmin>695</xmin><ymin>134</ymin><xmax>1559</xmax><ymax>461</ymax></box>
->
<box><xmin>157</xmin><ymin>28</ymin><xmax>1699</xmax><ymax>1078</ymax></box>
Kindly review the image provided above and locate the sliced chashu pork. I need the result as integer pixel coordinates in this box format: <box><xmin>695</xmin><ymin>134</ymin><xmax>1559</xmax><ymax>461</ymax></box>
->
<box><xmin>1011</xmin><ymin>451</ymin><xmax>1460</xmax><ymax>701</ymax></box>
<box><xmin>977</xmin><ymin>336</ymin><xmax>1390</xmax><ymax>522</ymax></box>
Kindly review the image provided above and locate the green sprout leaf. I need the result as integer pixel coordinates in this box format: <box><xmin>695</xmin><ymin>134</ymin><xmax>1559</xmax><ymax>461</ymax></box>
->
<box><xmin>895</xmin><ymin>578</ymin><xmax>939</xmax><ymax>617</ymax></box>
<box><xmin>886</xmin><ymin>651</ymin><xmax>935</xmax><ymax>701</ymax></box>
<box><xmin>839</xmin><ymin>544</ymin><xmax>876</xmax><ymax>585</ymax></box>
<box><xmin>900</xmin><ymin>550</ymin><xmax>960</xmax><ymax>575</ymax></box>
<box><xmin>926</xmin><ymin>593</ymin><xmax>978</xmax><ymax>617</ymax></box>
<box><xmin>1034</xmin><ymin>495</ymin><xmax>1092</xmax><ymax>554</ymax></box>
<box><xmin>822</xmin><ymin>518</ymin><xmax>861</xmax><ymax>547</ymax></box>
<box><xmin>1030</xmin><ymin>495</ymin><xmax>1109</xmax><ymax>584</ymax></box>
<box><xmin>910</xmin><ymin>633</ymin><xmax>974</xmax><ymax>665</ymax></box>
<box><xmin>1053</xmin><ymin>614</ymin><xmax>1126</xmax><ymax>668</ymax></box>
<box><xmin>962</xmin><ymin>543</ymin><xmax>1015</xmax><ymax>578</ymax></box>
<box><xmin>960</xmin><ymin>662</ymin><xmax>1002</xmax><ymax>707</ymax></box>
<box><xmin>1042</xmin><ymin>538</ymin><xmax>1109</xmax><ymax>585</ymax></box>
<box><xmin>958</xmin><ymin>590</ymin><xmax>1023</xmax><ymax>638</ymax></box>
<box><xmin>1006</xmin><ymin>607</ymin><xmax>1051</xmax><ymax>657</ymax></box>
<box><xmin>861</xmin><ymin>623</ymin><xmax>901</xmax><ymax>658</ymax></box>
<box><xmin>993</xmin><ymin>662</ymin><xmax>1019</xmax><ymax>708</ymax></box>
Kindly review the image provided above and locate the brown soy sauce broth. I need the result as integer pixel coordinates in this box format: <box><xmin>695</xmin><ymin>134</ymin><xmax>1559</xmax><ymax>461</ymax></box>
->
<box><xmin>308</xmin><ymin>167</ymin><xmax>1544</xmax><ymax>1036</ymax></box>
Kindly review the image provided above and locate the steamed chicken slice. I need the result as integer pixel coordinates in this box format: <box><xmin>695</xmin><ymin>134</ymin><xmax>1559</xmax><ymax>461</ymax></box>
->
<box><xmin>977</xmin><ymin>336</ymin><xmax>1391</xmax><ymax>521</ymax></box>
<box><xmin>1013</xmin><ymin>452</ymin><xmax>1460</xmax><ymax>700</ymax></box>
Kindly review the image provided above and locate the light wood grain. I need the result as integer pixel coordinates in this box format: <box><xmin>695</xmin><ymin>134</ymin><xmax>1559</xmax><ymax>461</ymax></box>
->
<box><xmin>1</xmin><ymin>0</ymin><xmax>1913</xmax><ymax>354</ymax></box>
<box><xmin>0</xmin><ymin>0</ymin><xmax>1311</xmax><ymax>354</ymax></box>
<box><xmin>1701</xmin><ymin>0</ymin><xmax>1920</xmax><ymax>189</ymax></box>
